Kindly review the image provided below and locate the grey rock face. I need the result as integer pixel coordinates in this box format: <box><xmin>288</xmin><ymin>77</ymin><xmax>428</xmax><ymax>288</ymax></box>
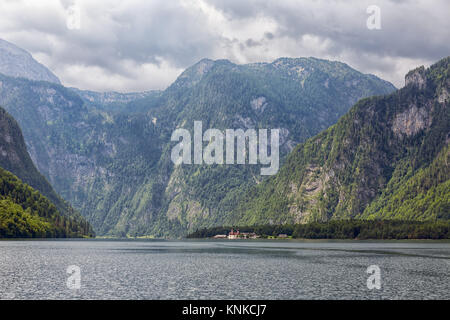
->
<box><xmin>392</xmin><ymin>103</ymin><xmax>432</xmax><ymax>138</ymax></box>
<box><xmin>0</xmin><ymin>39</ymin><xmax>60</xmax><ymax>84</ymax></box>
<box><xmin>71</xmin><ymin>88</ymin><xmax>156</xmax><ymax>105</ymax></box>
<box><xmin>405</xmin><ymin>66</ymin><xmax>426</xmax><ymax>89</ymax></box>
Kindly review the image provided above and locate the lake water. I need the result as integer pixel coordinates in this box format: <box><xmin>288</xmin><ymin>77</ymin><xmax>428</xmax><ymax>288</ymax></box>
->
<box><xmin>0</xmin><ymin>239</ymin><xmax>449</xmax><ymax>300</ymax></box>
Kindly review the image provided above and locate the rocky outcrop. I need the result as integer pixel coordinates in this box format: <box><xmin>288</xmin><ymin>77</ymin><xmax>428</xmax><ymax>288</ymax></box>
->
<box><xmin>405</xmin><ymin>66</ymin><xmax>426</xmax><ymax>89</ymax></box>
<box><xmin>392</xmin><ymin>104</ymin><xmax>432</xmax><ymax>138</ymax></box>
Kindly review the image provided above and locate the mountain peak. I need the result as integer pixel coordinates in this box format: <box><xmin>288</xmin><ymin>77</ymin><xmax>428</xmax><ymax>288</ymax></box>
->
<box><xmin>235</xmin><ymin>56</ymin><xmax>449</xmax><ymax>225</ymax></box>
<box><xmin>0</xmin><ymin>39</ymin><xmax>60</xmax><ymax>84</ymax></box>
<box><xmin>170</xmin><ymin>58</ymin><xmax>220</xmax><ymax>89</ymax></box>
<box><xmin>405</xmin><ymin>65</ymin><xmax>426</xmax><ymax>89</ymax></box>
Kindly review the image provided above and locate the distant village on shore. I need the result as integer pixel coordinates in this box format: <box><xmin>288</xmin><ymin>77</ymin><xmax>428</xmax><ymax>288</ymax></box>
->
<box><xmin>212</xmin><ymin>229</ymin><xmax>289</xmax><ymax>240</ymax></box>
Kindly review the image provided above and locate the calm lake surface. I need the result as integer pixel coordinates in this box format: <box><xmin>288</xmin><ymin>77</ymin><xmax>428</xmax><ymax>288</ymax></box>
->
<box><xmin>0</xmin><ymin>239</ymin><xmax>449</xmax><ymax>300</ymax></box>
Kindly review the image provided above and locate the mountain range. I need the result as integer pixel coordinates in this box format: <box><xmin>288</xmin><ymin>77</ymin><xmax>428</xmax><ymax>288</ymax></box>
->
<box><xmin>0</xmin><ymin>40</ymin><xmax>396</xmax><ymax>236</ymax></box>
<box><xmin>0</xmin><ymin>38</ymin><xmax>447</xmax><ymax>239</ymax></box>
<box><xmin>232</xmin><ymin>58</ymin><xmax>449</xmax><ymax>225</ymax></box>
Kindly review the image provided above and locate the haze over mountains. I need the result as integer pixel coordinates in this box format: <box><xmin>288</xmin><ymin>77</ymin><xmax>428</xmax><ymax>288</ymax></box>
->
<box><xmin>0</xmin><ymin>38</ymin><xmax>447</xmax><ymax>239</ymax></box>
<box><xmin>0</xmin><ymin>39</ymin><xmax>61</xmax><ymax>85</ymax></box>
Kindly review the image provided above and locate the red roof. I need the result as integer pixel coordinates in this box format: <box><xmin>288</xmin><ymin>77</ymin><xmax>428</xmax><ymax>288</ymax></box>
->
<box><xmin>229</xmin><ymin>229</ymin><xmax>240</xmax><ymax>235</ymax></box>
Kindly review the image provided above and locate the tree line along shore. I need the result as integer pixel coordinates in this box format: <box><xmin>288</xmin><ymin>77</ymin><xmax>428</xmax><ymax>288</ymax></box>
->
<box><xmin>187</xmin><ymin>220</ymin><xmax>450</xmax><ymax>240</ymax></box>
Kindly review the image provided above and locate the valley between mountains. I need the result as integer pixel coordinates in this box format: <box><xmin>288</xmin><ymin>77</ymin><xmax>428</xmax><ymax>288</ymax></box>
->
<box><xmin>0</xmin><ymin>38</ymin><xmax>448</xmax><ymax>238</ymax></box>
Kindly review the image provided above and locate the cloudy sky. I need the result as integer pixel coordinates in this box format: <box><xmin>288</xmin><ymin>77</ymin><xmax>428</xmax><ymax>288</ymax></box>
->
<box><xmin>0</xmin><ymin>0</ymin><xmax>448</xmax><ymax>92</ymax></box>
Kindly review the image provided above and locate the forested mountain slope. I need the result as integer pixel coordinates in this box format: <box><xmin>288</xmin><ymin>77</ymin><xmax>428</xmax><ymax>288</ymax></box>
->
<box><xmin>0</xmin><ymin>107</ymin><xmax>93</xmax><ymax>237</ymax></box>
<box><xmin>0</xmin><ymin>52</ymin><xmax>396</xmax><ymax>237</ymax></box>
<box><xmin>0</xmin><ymin>167</ymin><xmax>93</xmax><ymax>238</ymax></box>
<box><xmin>233</xmin><ymin>57</ymin><xmax>449</xmax><ymax>225</ymax></box>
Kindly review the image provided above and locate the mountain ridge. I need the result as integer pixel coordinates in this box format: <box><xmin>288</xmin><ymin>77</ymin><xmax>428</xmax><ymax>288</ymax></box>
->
<box><xmin>231</xmin><ymin>57</ymin><xmax>449</xmax><ymax>226</ymax></box>
<box><xmin>0</xmin><ymin>39</ymin><xmax>60</xmax><ymax>84</ymax></box>
<box><xmin>0</xmin><ymin>106</ymin><xmax>94</xmax><ymax>237</ymax></box>
<box><xmin>0</xmin><ymin>39</ymin><xmax>398</xmax><ymax>237</ymax></box>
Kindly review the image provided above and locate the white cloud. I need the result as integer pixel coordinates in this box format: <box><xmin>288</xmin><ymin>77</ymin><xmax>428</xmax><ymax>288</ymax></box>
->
<box><xmin>0</xmin><ymin>0</ymin><xmax>448</xmax><ymax>91</ymax></box>
<box><xmin>59</xmin><ymin>58</ymin><xmax>184</xmax><ymax>92</ymax></box>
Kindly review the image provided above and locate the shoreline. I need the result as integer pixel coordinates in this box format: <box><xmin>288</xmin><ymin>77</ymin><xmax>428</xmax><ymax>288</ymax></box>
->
<box><xmin>1</xmin><ymin>237</ymin><xmax>450</xmax><ymax>242</ymax></box>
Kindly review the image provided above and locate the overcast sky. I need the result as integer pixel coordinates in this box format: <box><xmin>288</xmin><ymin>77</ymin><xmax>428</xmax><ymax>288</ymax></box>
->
<box><xmin>0</xmin><ymin>0</ymin><xmax>448</xmax><ymax>92</ymax></box>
